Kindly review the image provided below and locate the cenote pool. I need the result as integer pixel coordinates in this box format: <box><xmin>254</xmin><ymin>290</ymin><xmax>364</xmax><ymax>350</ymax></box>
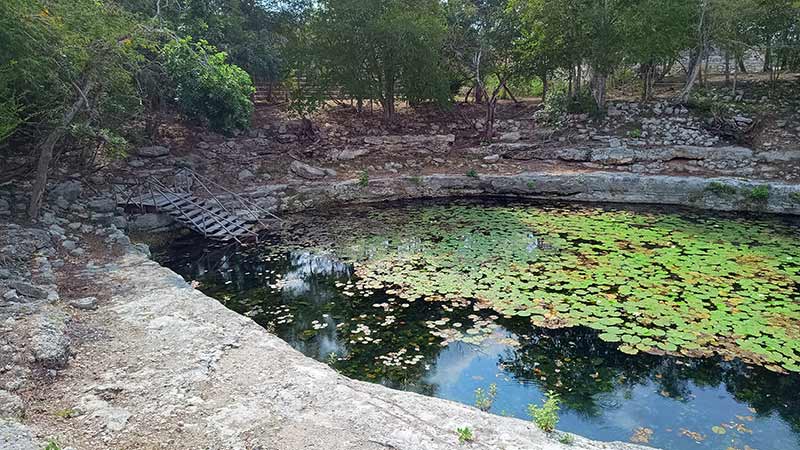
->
<box><xmin>156</xmin><ymin>199</ymin><xmax>800</xmax><ymax>450</ymax></box>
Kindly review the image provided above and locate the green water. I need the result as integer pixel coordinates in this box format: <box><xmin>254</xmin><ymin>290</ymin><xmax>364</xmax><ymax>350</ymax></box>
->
<box><xmin>159</xmin><ymin>199</ymin><xmax>800</xmax><ymax>450</ymax></box>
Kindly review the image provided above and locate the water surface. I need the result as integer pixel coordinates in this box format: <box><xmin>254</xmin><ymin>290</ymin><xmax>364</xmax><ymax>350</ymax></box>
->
<box><xmin>158</xmin><ymin>200</ymin><xmax>800</xmax><ymax>450</ymax></box>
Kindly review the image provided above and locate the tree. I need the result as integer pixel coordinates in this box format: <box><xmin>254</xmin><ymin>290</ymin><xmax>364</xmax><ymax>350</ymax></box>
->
<box><xmin>1</xmin><ymin>0</ymin><xmax>144</xmax><ymax>219</ymax></box>
<box><xmin>162</xmin><ymin>37</ymin><xmax>255</xmax><ymax>133</ymax></box>
<box><xmin>307</xmin><ymin>0</ymin><xmax>451</xmax><ymax>121</ymax></box>
<box><xmin>621</xmin><ymin>0</ymin><xmax>695</xmax><ymax>101</ymax></box>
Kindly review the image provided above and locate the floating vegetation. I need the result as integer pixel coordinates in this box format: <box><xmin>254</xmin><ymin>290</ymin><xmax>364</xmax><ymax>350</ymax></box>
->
<box><xmin>158</xmin><ymin>199</ymin><xmax>800</xmax><ymax>450</ymax></box>
<box><xmin>297</xmin><ymin>203</ymin><xmax>800</xmax><ymax>373</ymax></box>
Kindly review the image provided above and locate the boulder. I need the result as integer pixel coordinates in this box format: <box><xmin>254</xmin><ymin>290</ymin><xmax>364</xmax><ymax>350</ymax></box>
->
<box><xmin>88</xmin><ymin>197</ymin><xmax>116</xmax><ymax>213</ymax></box>
<box><xmin>289</xmin><ymin>161</ymin><xmax>335</xmax><ymax>180</ymax></box>
<box><xmin>31</xmin><ymin>315</ymin><xmax>70</xmax><ymax>369</ymax></box>
<box><xmin>136</xmin><ymin>146</ymin><xmax>170</xmax><ymax>158</ymax></box>
<box><xmin>0</xmin><ymin>391</ymin><xmax>23</xmax><ymax>419</ymax></box>
<box><xmin>8</xmin><ymin>282</ymin><xmax>48</xmax><ymax>300</ymax></box>
<box><xmin>499</xmin><ymin>131</ymin><xmax>521</xmax><ymax>142</ymax></box>
<box><xmin>129</xmin><ymin>213</ymin><xmax>174</xmax><ymax>232</ymax></box>
<box><xmin>70</xmin><ymin>297</ymin><xmax>98</xmax><ymax>311</ymax></box>
<box><xmin>483</xmin><ymin>154</ymin><xmax>501</xmax><ymax>163</ymax></box>
<box><xmin>238</xmin><ymin>169</ymin><xmax>255</xmax><ymax>181</ymax></box>
<box><xmin>48</xmin><ymin>180</ymin><xmax>82</xmax><ymax>203</ymax></box>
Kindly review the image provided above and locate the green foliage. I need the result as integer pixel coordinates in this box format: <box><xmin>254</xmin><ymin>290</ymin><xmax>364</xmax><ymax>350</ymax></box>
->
<box><xmin>529</xmin><ymin>391</ymin><xmax>560</xmax><ymax>433</ymax></box>
<box><xmin>541</xmin><ymin>87</ymin><xmax>597</xmax><ymax>123</ymax></box>
<box><xmin>456</xmin><ymin>427</ymin><xmax>474</xmax><ymax>443</ymax></box>
<box><xmin>627</xmin><ymin>128</ymin><xmax>642</xmax><ymax>139</ymax></box>
<box><xmin>307</xmin><ymin>0</ymin><xmax>451</xmax><ymax>119</ymax></box>
<box><xmin>706</xmin><ymin>182</ymin><xmax>738</xmax><ymax>197</ymax></box>
<box><xmin>474</xmin><ymin>383</ymin><xmax>497</xmax><ymax>412</ymax></box>
<box><xmin>790</xmin><ymin>192</ymin><xmax>800</xmax><ymax>204</ymax></box>
<box><xmin>746</xmin><ymin>185</ymin><xmax>770</xmax><ymax>202</ymax></box>
<box><xmin>43</xmin><ymin>441</ymin><xmax>61</xmax><ymax>450</ymax></box>
<box><xmin>466</xmin><ymin>169</ymin><xmax>478</xmax><ymax>178</ymax></box>
<box><xmin>0</xmin><ymin>0</ymin><xmax>143</xmax><ymax>147</ymax></box>
<box><xmin>162</xmin><ymin>37</ymin><xmax>254</xmax><ymax>133</ymax></box>
<box><xmin>358</xmin><ymin>171</ymin><xmax>370</xmax><ymax>187</ymax></box>
<box><xmin>558</xmin><ymin>433</ymin><xmax>575</xmax><ymax>445</ymax></box>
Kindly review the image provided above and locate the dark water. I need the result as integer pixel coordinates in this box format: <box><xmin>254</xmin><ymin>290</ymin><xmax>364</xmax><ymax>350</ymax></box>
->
<box><xmin>156</xmin><ymin>201</ymin><xmax>800</xmax><ymax>450</ymax></box>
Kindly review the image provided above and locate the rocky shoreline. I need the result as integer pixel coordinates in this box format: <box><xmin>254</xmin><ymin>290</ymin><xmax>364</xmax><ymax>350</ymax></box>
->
<box><xmin>3</xmin><ymin>166</ymin><xmax>800</xmax><ymax>449</ymax></box>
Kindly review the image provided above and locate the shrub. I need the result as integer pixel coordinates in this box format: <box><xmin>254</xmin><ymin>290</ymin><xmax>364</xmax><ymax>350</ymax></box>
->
<box><xmin>746</xmin><ymin>185</ymin><xmax>770</xmax><ymax>202</ymax></box>
<box><xmin>541</xmin><ymin>87</ymin><xmax>597</xmax><ymax>124</ymax></box>
<box><xmin>162</xmin><ymin>37</ymin><xmax>255</xmax><ymax>133</ymax></box>
<box><xmin>466</xmin><ymin>169</ymin><xmax>478</xmax><ymax>178</ymax></box>
<box><xmin>474</xmin><ymin>383</ymin><xmax>497</xmax><ymax>412</ymax></box>
<box><xmin>706</xmin><ymin>182</ymin><xmax>737</xmax><ymax>197</ymax></box>
<box><xmin>528</xmin><ymin>391</ymin><xmax>560</xmax><ymax>433</ymax></box>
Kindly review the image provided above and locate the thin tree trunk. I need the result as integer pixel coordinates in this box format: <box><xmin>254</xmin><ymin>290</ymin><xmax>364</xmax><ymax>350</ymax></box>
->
<box><xmin>576</xmin><ymin>63</ymin><xmax>582</xmax><ymax>93</ymax></box>
<box><xmin>763</xmin><ymin>43</ymin><xmax>772</xmax><ymax>73</ymax></box>
<box><xmin>29</xmin><ymin>80</ymin><xmax>95</xmax><ymax>220</ymax></box>
<box><xmin>676</xmin><ymin>0</ymin><xmax>708</xmax><ymax>104</ymax></box>
<box><xmin>591</xmin><ymin>72</ymin><xmax>607</xmax><ymax>111</ymax></box>
<box><xmin>541</xmin><ymin>73</ymin><xmax>549</xmax><ymax>102</ymax></box>
<box><xmin>724</xmin><ymin>51</ymin><xmax>730</xmax><ymax>85</ymax></box>
<box><xmin>503</xmin><ymin>85</ymin><xmax>519</xmax><ymax>103</ymax></box>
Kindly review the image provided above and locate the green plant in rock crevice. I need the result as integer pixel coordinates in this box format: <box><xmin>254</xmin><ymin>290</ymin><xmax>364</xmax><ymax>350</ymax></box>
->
<box><xmin>706</xmin><ymin>182</ymin><xmax>738</xmax><ymax>198</ymax></box>
<box><xmin>358</xmin><ymin>170</ymin><xmax>369</xmax><ymax>187</ymax></box>
<box><xmin>466</xmin><ymin>169</ymin><xmax>478</xmax><ymax>178</ymax></box>
<box><xmin>558</xmin><ymin>432</ymin><xmax>575</xmax><ymax>445</ymax></box>
<box><xmin>745</xmin><ymin>185</ymin><xmax>770</xmax><ymax>203</ymax></box>
<box><xmin>456</xmin><ymin>426</ymin><xmax>474</xmax><ymax>443</ymax></box>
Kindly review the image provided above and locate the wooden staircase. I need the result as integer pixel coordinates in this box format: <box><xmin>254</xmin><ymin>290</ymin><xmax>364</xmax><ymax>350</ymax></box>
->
<box><xmin>117</xmin><ymin>170</ymin><xmax>280</xmax><ymax>244</ymax></box>
<box><xmin>129</xmin><ymin>192</ymin><xmax>259</xmax><ymax>242</ymax></box>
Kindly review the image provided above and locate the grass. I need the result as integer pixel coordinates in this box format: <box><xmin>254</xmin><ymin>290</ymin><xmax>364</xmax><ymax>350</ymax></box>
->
<box><xmin>358</xmin><ymin>170</ymin><xmax>369</xmax><ymax>187</ymax></box>
<box><xmin>456</xmin><ymin>427</ymin><xmax>474</xmax><ymax>444</ymax></box>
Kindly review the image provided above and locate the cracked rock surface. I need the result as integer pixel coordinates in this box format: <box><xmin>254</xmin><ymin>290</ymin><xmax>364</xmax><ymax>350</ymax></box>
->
<box><xmin>25</xmin><ymin>252</ymin><xmax>648</xmax><ymax>450</ymax></box>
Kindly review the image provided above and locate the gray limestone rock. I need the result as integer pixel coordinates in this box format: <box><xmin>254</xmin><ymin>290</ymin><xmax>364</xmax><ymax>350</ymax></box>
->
<box><xmin>137</xmin><ymin>146</ymin><xmax>170</xmax><ymax>158</ymax></box>
<box><xmin>70</xmin><ymin>297</ymin><xmax>98</xmax><ymax>311</ymax></box>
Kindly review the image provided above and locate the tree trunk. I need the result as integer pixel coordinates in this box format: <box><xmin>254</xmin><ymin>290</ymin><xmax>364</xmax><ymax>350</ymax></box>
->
<box><xmin>568</xmin><ymin>69</ymin><xmax>574</xmax><ymax>98</ymax></box>
<box><xmin>474</xmin><ymin>81</ymin><xmax>484</xmax><ymax>103</ymax></box>
<box><xmin>737</xmin><ymin>53</ymin><xmax>747</xmax><ymax>73</ymax></box>
<box><xmin>724</xmin><ymin>51</ymin><xmax>730</xmax><ymax>85</ymax></box>
<box><xmin>503</xmin><ymin>85</ymin><xmax>519</xmax><ymax>103</ymax></box>
<box><xmin>591</xmin><ymin>72</ymin><xmax>607</xmax><ymax>111</ymax></box>
<box><xmin>675</xmin><ymin>0</ymin><xmax>708</xmax><ymax>104</ymax></box>
<box><xmin>763</xmin><ymin>43</ymin><xmax>772</xmax><ymax>73</ymax></box>
<box><xmin>29</xmin><ymin>80</ymin><xmax>95</xmax><ymax>220</ymax></box>
<box><xmin>541</xmin><ymin>73</ymin><xmax>549</xmax><ymax>102</ymax></box>
<box><xmin>575</xmin><ymin>63</ymin><xmax>582</xmax><ymax>93</ymax></box>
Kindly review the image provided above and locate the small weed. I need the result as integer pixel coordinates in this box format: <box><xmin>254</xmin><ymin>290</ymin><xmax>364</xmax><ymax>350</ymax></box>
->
<box><xmin>456</xmin><ymin>427</ymin><xmax>474</xmax><ymax>443</ymax></box>
<box><xmin>558</xmin><ymin>432</ymin><xmax>575</xmax><ymax>445</ymax></box>
<box><xmin>746</xmin><ymin>185</ymin><xmax>770</xmax><ymax>202</ymax></box>
<box><xmin>44</xmin><ymin>441</ymin><xmax>62</xmax><ymax>450</ymax></box>
<box><xmin>790</xmin><ymin>192</ymin><xmax>800</xmax><ymax>203</ymax></box>
<box><xmin>474</xmin><ymin>383</ymin><xmax>497</xmax><ymax>412</ymax></box>
<box><xmin>528</xmin><ymin>391</ymin><xmax>560</xmax><ymax>433</ymax></box>
<box><xmin>627</xmin><ymin>128</ymin><xmax>642</xmax><ymax>139</ymax></box>
<box><xmin>706</xmin><ymin>182</ymin><xmax>737</xmax><ymax>197</ymax></box>
<box><xmin>409</xmin><ymin>175</ymin><xmax>423</xmax><ymax>186</ymax></box>
<box><xmin>326</xmin><ymin>352</ymin><xmax>338</xmax><ymax>365</ymax></box>
<box><xmin>526</xmin><ymin>181</ymin><xmax>537</xmax><ymax>190</ymax></box>
<box><xmin>55</xmin><ymin>408</ymin><xmax>78</xmax><ymax>419</ymax></box>
<box><xmin>358</xmin><ymin>170</ymin><xmax>369</xmax><ymax>187</ymax></box>
<box><xmin>466</xmin><ymin>169</ymin><xmax>478</xmax><ymax>178</ymax></box>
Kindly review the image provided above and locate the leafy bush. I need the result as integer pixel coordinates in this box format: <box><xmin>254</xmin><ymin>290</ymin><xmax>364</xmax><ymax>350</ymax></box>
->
<box><xmin>474</xmin><ymin>383</ymin><xmax>497</xmax><ymax>412</ymax></box>
<box><xmin>528</xmin><ymin>391</ymin><xmax>560</xmax><ymax>433</ymax></box>
<box><xmin>162</xmin><ymin>37</ymin><xmax>255</xmax><ymax>133</ymax></box>
<box><xmin>541</xmin><ymin>87</ymin><xmax>597</xmax><ymax>123</ymax></box>
<box><xmin>558</xmin><ymin>432</ymin><xmax>575</xmax><ymax>445</ymax></box>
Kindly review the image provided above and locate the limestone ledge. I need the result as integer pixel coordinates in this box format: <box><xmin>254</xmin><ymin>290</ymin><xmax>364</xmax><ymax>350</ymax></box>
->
<box><xmin>242</xmin><ymin>171</ymin><xmax>800</xmax><ymax>216</ymax></box>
